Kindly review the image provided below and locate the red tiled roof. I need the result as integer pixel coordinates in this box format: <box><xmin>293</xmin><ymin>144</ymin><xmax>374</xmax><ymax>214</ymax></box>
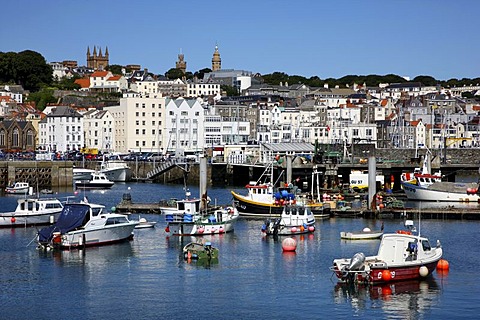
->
<box><xmin>91</xmin><ymin>71</ymin><xmax>109</xmax><ymax>77</ymax></box>
<box><xmin>107</xmin><ymin>75</ymin><xmax>121</xmax><ymax>81</ymax></box>
<box><xmin>74</xmin><ymin>78</ymin><xmax>90</xmax><ymax>88</ymax></box>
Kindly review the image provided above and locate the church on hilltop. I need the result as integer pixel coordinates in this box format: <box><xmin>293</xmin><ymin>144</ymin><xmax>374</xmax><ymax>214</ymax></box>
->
<box><xmin>87</xmin><ymin>46</ymin><xmax>109</xmax><ymax>70</ymax></box>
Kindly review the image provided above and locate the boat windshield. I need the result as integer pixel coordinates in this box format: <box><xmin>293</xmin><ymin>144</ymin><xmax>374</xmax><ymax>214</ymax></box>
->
<box><xmin>421</xmin><ymin>240</ymin><xmax>431</xmax><ymax>251</ymax></box>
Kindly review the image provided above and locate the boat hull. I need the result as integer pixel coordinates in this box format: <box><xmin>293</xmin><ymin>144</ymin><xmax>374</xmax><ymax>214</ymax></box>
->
<box><xmin>232</xmin><ymin>191</ymin><xmax>287</xmax><ymax>217</ymax></box>
<box><xmin>402</xmin><ymin>181</ymin><xmax>480</xmax><ymax>202</ymax></box>
<box><xmin>340</xmin><ymin>231</ymin><xmax>383</xmax><ymax>240</ymax></box>
<box><xmin>0</xmin><ymin>211</ymin><xmax>62</xmax><ymax>228</ymax></box>
<box><xmin>166</xmin><ymin>219</ymin><xmax>237</xmax><ymax>236</ymax></box>
<box><xmin>58</xmin><ymin>223</ymin><xmax>137</xmax><ymax>249</ymax></box>
<box><xmin>101</xmin><ymin>167</ymin><xmax>132</xmax><ymax>182</ymax></box>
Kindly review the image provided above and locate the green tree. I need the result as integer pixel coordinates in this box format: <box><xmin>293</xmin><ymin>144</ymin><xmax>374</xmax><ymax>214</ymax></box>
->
<box><xmin>26</xmin><ymin>88</ymin><xmax>56</xmax><ymax>110</ymax></box>
<box><xmin>106</xmin><ymin>64</ymin><xmax>128</xmax><ymax>75</ymax></box>
<box><xmin>54</xmin><ymin>76</ymin><xmax>81</xmax><ymax>90</ymax></box>
<box><xmin>0</xmin><ymin>50</ymin><xmax>52</xmax><ymax>91</ymax></box>
<box><xmin>221</xmin><ymin>85</ymin><xmax>239</xmax><ymax>96</ymax></box>
<box><xmin>165</xmin><ymin>68</ymin><xmax>184</xmax><ymax>80</ymax></box>
<box><xmin>194</xmin><ymin>68</ymin><xmax>212</xmax><ymax>80</ymax></box>
<box><xmin>413</xmin><ymin>75</ymin><xmax>438</xmax><ymax>86</ymax></box>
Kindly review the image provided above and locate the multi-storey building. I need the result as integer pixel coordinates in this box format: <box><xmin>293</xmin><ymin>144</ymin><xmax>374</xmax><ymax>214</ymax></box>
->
<box><xmin>107</xmin><ymin>95</ymin><xmax>166</xmax><ymax>153</ymax></box>
<box><xmin>163</xmin><ymin>98</ymin><xmax>205</xmax><ymax>154</ymax></box>
<box><xmin>83</xmin><ymin>109</ymin><xmax>115</xmax><ymax>152</ymax></box>
<box><xmin>38</xmin><ymin>105</ymin><xmax>84</xmax><ymax>152</ymax></box>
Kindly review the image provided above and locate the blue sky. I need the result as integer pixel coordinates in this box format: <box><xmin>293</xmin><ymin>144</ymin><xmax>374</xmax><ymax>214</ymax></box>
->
<box><xmin>1</xmin><ymin>0</ymin><xmax>478</xmax><ymax>81</ymax></box>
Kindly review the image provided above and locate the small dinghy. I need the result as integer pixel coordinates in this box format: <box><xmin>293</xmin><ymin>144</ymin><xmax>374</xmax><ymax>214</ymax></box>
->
<box><xmin>183</xmin><ymin>241</ymin><xmax>218</xmax><ymax>261</ymax></box>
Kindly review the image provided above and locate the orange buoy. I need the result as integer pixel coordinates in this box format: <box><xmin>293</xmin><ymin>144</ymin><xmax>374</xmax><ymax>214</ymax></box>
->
<box><xmin>382</xmin><ymin>270</ymin><xmax>392</xmax><ymax>281</ymax></box>
<box><xmin>437</xmin><ymin>259</ymin><xmax>450</xmax><ymax>271</ymax></box>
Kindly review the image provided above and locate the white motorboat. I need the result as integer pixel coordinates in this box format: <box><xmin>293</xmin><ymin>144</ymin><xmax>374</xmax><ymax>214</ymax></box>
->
<box><xmin>331</xmin><ymin>226</ymin><xmax>443</xmax><ymax>284</ymax></box>
<box><xmin>75</xmin><ymin>172</ymin><xmax>115</xmax><ymax>189</ymax></box>
<box><xmin>164</xmin><ymin>198</ymin><xmax>239</xmax><ymax>236</ymax></box>
<box><xmin>5</xmin><ymin>182</ymin><xmax>31</xmax><ymax>195</ymax></box>
<box><xmin>37</xmin><ymin>202</ymin><xmax>139</xmax><ymax>250</ymax></box>
<box><xmin>0</xmin><ymin>197</ymin><xmax>64</xmax><ymax>227</ymax></box>
<box><xmin>73</xmin><ymin>167</ymin><xmax>96</xmax><ymax>181</ymax></box>
<box><xmin>134</xmin><ymin>217</ymin><xmax>157</xmax><ymax>229</ymax></box>
<box><xmin>340</xmin><ymin>227</ymin><xmax>384</xmax><ymax>240</ymax></box>
<box><xmin>100</xmin><ymin>158</ymin><xmax>132</xmax><ymax>182</ymax></box>
<box><xmin>261</xmin><ymin>204</ymin><xmax>316</xmax><ymax>236</ymax></box>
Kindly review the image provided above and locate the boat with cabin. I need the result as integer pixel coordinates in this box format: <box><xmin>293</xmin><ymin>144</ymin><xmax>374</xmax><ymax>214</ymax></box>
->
<box><xmin>261</xmin><ymin>204</ymin><xmax>316</xmax><ymax>236</ymax></box>
<box><xmin>5</xmin><ymin>182</ymin><xmax>31</xmax><ymax>195</ymax></box>
<box><xmin>75</xmin><ymin>172</ymin><xmax>115</xmax><ymax>189</ymax></box>
<box><xmin>100</xmin><ymin>155</ymin><xmax>132</xmax><ymax>182</ymax></box>
<box><xmin>331</xmin><ymin>222</ymin><xmax>443</xmax><ymax>284</ymax></box>
<box><xmin>0</xmin><ymin>197</ymin><xmax>64</xmax><ymax>227</ymax></box>
<box><xmin>164</xmin><ymin>196</ymin><xmax>239</xmax><ymax>236</ymax></box>
<box><xmin>37</xmin><ymin>202</ymin><xmax>138</xmax><ymax>250</ymax></box>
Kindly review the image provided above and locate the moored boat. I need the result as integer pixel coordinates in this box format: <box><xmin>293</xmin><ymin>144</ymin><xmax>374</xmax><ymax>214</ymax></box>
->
<box><xmin>73</xmin><ymin>167</ymin><xmax>95</xmax><ymax>181</ymax></box>
<box><xmin>100</xmin><ymin>157</ymin><xmax>132</xmax><ymax>182</ymax></box>
<box><xmin>401</xmin><ymin>180</ymin><xmax>480</xmax><ymax>202</ymax></box>
<box><xmin>5</xmin><ymin>182</ymin><xmax>31</xmax><ymax>195</ymax></box>
<box><xmin>0</xmin><ymin>197</ymin><xmax>64</xmax><ymax>227</ymax></box>
<box><xmin>262</xmin><ymin>204</ymin><xmax>316</xmax><ymax>236</ymax></box>
<box><xmin>183</xmin><ymin>241</ymin><xmax>219</xmax><ymax>260</ymax></box>
<box><xmin>340</xmin><ymin>227</ymin><xmax>383</xmax><ymax>240</ymax></box>
<box><xmin>37</xmin><ymin>202</ymin><xmax>138</xmax><ymax>250</ymax></box>
<box><xmin>75</xmin><ymin>172</ymin><xmax>115</xmax><ymax>189</ymax></box>
<box><xmin>164</xmin><ymin>198</ymin><xmax>239</xmax><ymax>236</ymax></box>
<box><xmin>331</xmin><ymin>230</ymin><xmax>443</xmax><ymax>284</ymax></box>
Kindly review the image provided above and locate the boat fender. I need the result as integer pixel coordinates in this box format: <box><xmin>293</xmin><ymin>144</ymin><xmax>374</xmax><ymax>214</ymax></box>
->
<box><xmin>11</xmin><ymin>217</ymin><xmax>16</xmax><ymax>223</ymax></box>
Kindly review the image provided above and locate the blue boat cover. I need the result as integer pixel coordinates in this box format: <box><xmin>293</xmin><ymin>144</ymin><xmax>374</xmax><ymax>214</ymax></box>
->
<box><xmin>38</xmin><ymin>203</ymin><xmax>90</xmax><ymax>243</ymax></box>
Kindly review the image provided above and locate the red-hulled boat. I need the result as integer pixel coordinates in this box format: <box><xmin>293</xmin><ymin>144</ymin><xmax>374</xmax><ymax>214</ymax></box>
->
<box><xmin>331</xmin><ymin>230</ymin><xmax>443</xmax><ymax>284</ymax></box>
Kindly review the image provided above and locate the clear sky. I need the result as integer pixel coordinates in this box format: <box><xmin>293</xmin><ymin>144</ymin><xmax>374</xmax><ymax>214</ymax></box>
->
<box><xmin>1</xmin><ymin>0</ymin><xmax>478</xmax><ymax>81</ymax></box>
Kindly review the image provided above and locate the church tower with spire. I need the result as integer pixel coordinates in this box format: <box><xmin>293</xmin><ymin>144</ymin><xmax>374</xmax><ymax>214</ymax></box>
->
<box><xmin>87</xmin><ymin>46</ymin><xmax>109</xmax><ymax>70</ymax></box>
<box><xmin>176</xmin><ymin>50</ymin><xmax>187</xmax><ymax>74</ymax></box>
<box><xmin>211</xmin><ymin>44</ymin><xmax>221</xmax><ymax>71</ymax></box>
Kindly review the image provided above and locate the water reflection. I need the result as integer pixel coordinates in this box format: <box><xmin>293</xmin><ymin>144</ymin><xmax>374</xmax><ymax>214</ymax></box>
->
<box><xmin>38</xmin><ymin>241</ymin><xmax>135</xmax><ymax>266</ymax></box>
<box><xmin>334</xmin><ymin>278</ymin><xmax>441</xmax><ymax>318</ymax></box>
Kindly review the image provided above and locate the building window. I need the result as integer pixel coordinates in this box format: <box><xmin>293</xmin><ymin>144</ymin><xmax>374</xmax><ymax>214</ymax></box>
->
<box><xmin>12</xmin><ymin>128</ymin><xmax>19</xmax><ymax>146</ymax></box>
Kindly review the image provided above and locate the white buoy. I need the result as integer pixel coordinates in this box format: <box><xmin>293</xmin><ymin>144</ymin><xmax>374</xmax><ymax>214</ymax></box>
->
<box><xmin>419</xmin><ymin>266</ymin><xmax>429</xmax><ymax>277</ymax></box>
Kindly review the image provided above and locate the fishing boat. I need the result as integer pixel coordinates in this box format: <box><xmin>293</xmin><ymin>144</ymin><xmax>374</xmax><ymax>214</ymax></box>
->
<box><xmin>75</xmin><ymin>172</ymin><xmax>115</xmax><ymax>189</ymax></box>
<box><xmin>100</xmin><ymin>156</ymin><xmax>132</xmax><ymax>182</ymax></box>
<box><xmin>0</xmin><ymin>197</ymin><xmax>64</xmax><ymax>227</ymax></box>
<box><xmin>401</xmin><ymin>180</ymin><xmax>480</xmax><ymax>202</ymax></box>
<box><xmin>340</xmin><ymin>227</ymin><xmax>384</xmax><ymax>240</ymax></box>
<box><xmin>5</xmin><ymin>182</ymin><xmax>31</xmax><ymax>195</ymax></box>
<box><xmin>164</xmin><ymin>197</ymin><xmax>239</xmax><ymax>236</ymax></box>
<box><xmin>331</xmin><ymin>226</ymin><xmax>443</xmax><ymax>284</ymax></box>
<box><xmin>261</xmin><ymin>204</ymin><xmax>316</xmax><ymax>236</ymax></box>
<box><xmin>231</xmin><ymin>162</ymin><xmax>328</xmax><ymax>217</ymax></box>
<box><xmin>183</xmin><ymin>241</ymin><xmax>219</xmax><ymax>260</ymax></box>
<box><xmin>37</xmin><ymin>202</ymin><xmax>138</xmax><ymax>250</ymax></box>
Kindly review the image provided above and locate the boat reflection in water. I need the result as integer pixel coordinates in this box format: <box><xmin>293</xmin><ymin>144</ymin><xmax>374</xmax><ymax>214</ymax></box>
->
<box><xmin>334</xmin><ymin>278</ymin><xmax>441</xmax><ymax>317</ymax></box>
<box><xmin>40</xmin><ymin>241</ymin><xmax>135</xmax><ymax>266</ymax></box>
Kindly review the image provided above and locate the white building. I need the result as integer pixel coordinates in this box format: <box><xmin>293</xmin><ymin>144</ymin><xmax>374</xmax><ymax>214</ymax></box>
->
<box><xmin>83</xmin><ymin>109</ymin><xmax>115</xmax><ymax>152</ymax></box>
<box><xmin>163</xmin><ymin>98</ymin><xmax>205</xmax><ymax>154</ymax></box>
<box><xmin>38</xmin><ymin>105</ymin><xmax>84</xmax><ymax>152</ymax></box>
<box><xmin>186</xmin><ymin>81</ymin><xmax>221</xmax><ymax>98</ymax></box>
<box><xmin>107</xmin><ymin>96</ymin><xmax>167</xmax><ymax>153</ymax></box>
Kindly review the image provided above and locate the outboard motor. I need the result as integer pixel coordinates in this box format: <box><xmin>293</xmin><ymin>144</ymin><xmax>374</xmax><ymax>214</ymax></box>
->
<box><xmin>348</xmin><ymin>252</ymin><xmax>366</xmax><ymax>271</ymax></box>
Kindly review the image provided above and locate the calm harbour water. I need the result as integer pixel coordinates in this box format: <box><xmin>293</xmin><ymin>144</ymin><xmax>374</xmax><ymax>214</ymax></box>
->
<box><xmin>1</xmin><ymin>182</ymin><xmax>479</xmax><ymax>320</ymax></box>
